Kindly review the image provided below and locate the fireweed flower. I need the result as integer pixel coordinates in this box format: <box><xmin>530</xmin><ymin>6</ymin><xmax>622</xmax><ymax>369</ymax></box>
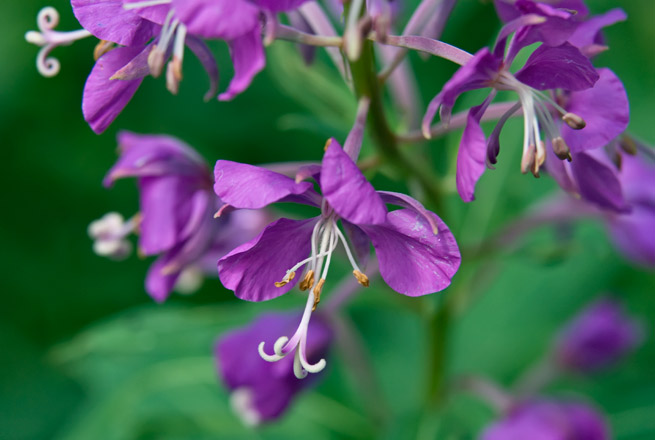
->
<box><xmin>214</xmin><ymin>139</ymin><xmax>460</xmax><ymax>377</ymax></box>
<box><xmin>94</xmin><ymin>131</ymin><xmax>266</xmax><ymax>301</ymax></box>
<box><xmin>215</xmin><ymin>311</ymin><xmax>332</xmax><ymax>425</ymax></box>
<box><xmin>422</xmin><ymin>25</ymin><xmax>600</xmax><ymax>201</ymax></box>
<box><xmin>554</xmin><ymin>297</ymin><xmax>643</xmax><ymax>374</ymax></box>
<box><xmin>480</xmin><ymin>399</ymin><xmax>609</xmax><ymax>440</ymax></box>
<box><xmin>537</xmin><ymin>67</ymin><xmax>630</xmax><ymax>213</ymax></box>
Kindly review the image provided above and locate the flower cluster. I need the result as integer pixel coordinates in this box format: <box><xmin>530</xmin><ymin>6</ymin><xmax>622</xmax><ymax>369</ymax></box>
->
<box><xmin>25</xmin><ymin>0</ymin><xmax>653</xmax><ymax>430</ymax></box>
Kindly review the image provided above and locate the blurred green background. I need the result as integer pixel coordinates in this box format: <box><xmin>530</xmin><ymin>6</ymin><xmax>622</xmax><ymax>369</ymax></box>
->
<box><xmin>1</xmin><ymin>0</ymin><xmax>654</xmax><ymax>439</ymax></box>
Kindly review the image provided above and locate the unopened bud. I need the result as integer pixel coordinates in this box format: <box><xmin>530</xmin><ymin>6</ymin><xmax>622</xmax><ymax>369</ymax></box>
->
<box><xmin>552</xmin><ymin>137</ymin><xmax>572</xmax><ymax>161</ymax></box>
<box><xmin>562</xmin><ymin>112</ymin><xmax>586</xmax><ymax>130</ymax></box>
<box><xmin>353</xmin><ymin>270</ymin><xmax>370</xmax><ymax>287</ymax></box>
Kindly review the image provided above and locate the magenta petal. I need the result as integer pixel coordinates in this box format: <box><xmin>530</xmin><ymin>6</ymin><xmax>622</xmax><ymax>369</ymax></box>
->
<box><xmin>377</xmin><ymin>191</ymin><xmax>441</xmax><ymax>234</ymax></box>
<box><xmin>122</xmin><ymin>0</ymin><xmax>170</xmax><ymax>24</ymax></box>
<box><xmin>515</xmin><ymin>43</ymin><xmax>598</xmax><ymax>91</ymax></box>
<box><xmin>253</xmin><ymin>0</ymin><xmax>310</xmax><ymax>13</ymax></box>
<box><xmin>456</xmin><ymin>105</ymin><xmax>488</xmax><ymax>202</ymax></box>
<box><xmin>218</xmin><ymin>218</ymin><xmax>318</xmax><ymax>301</ymax></box>
<box><xmin>360</xmin><ymin>209</ymin><xmax>460</xmax><ymax>296</ymax></box>
<box><xmin>214</xmin><ymin>161</ymin><xmax>315</xmax><ymax>209</ymax></box>
<box><xmin>562</xmin><ymin>69</ymin><xmax>629</xmax><ymax>152</ymax></box>
<box><xmin>172</xmin><ymin>0</ymin><xmax>259</xmax><ymax>40</ymax></box>
<box><xmin>608</xmin><ymin>205</ymin><xmax>655</xmax><ymax>268</ymax></box>
<box><xmin>341</xmin><ymin>220</ymin><xmax>371</xmax><ymax>269</ymax></box>
<box><xmin>423</xmin><ymin>48</ymin><xmax>500</xmax><ymax>130</ymax></box>
<box><xmin>320</xmin><ymin>140</ymin><xmax>386</xmax><ymax>225</ymax></box>
<box><xmin>186</xmin><ymin>36</ymin><xmax>220</xmax><ymax>101</ymax></box>
<box><xmin>83</xmin><ymin>46</ymin><xmax>148</xmax><ymax>134</ymax></box>
<box><xmin>218</xmin><ymin>28</ymin><xmax>266</xmax><ymax>101</ymax></box>
<box><xmin>568</xmin><ymin>9</ymin><xmax>627</xmax><ymax>54</ymax></box>
<box><xmin>72</xmin><ymin>0</ymin><xmax>156</xmax><ymax>46</ymax></box>
<box><xmin>145</xmin><ymin>254</ymin><xmax>180</xmax><ymax>303</ymax></box>
<box><xmin>544</xmin><ymin>144</ymin><xmax>577</xmax><ymax>194</ymax></box>
<box><xmin>571</xmin><ymin>152</ymin><xmax>629</xmax><ymax>213</ymax></box>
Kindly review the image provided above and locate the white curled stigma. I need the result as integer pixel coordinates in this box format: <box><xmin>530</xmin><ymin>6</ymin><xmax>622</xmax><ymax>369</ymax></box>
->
<box><xmin>25</xmin><ymin>7</ymin><xmax>92</xmax><ymax>77</ymax></box>
<box><xmin>258</xmin><ymin>289</ymin><xmax>326</xmax><ymax>379</ymax></box>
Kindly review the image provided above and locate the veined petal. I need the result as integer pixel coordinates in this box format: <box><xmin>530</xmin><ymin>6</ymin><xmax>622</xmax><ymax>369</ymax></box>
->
<box><xmin>72</xmin><ymin>0</ymin><xmax>156</xmax><ymax>46</ymax></box>
<box><xmin>515</xmin><ymin>43</ymin><xmax>598</xmax><ymax>91</ymax></box>
<box><xmin>377</xmin><ymin>191</ymin><xmax>441</xmax><ymax>234</ymax></box>
<box><xmin>122</xmin><ymin>0</ymin><xmax>170</xmax><ymax>24</ymax></box>
<box><xmin>360</xmin><ymin>209</ymin><xmax>460</xmax><ymax>296</ymax></box>
<box><xmin>562</xmin><ymin>69</ymin><xmax>629</xmax><ymax>152</ymax></box>
<box><xmin>214</xmin><ymin>161</ymin><xmax>315</xmax><ymax>209</ymax></box>
<box><xmin>456</xmin><ymin>104</ymin><xmax>488</xmax><ymax>202</ymax></box>
<box><xmin>82</xmin><ymin>46</ymin><xmax>148</xmax><ymax>134</ymax></box>
<box><xmin>320</xmin><ymin>139</ymin><xmax>386</xmax><ymax>225</ymax></box>
<box><xmin>218</xmin><ymin>28</ymin><xmax>266</xmax><ymax>101</ymax></box>
<box><xmin>172</xmin><ymin>0</ymin><xmax>259</xmax><ymax>40</ymax></box>
<box><xmin>422</xmin><ymin>48</ymin><xmax>500</xmax><ymax>133</ymax></box>
<box><xmin>218</xmin><ymin>218</ymin><xmax>318</xmax><ymax>302</ymax></box>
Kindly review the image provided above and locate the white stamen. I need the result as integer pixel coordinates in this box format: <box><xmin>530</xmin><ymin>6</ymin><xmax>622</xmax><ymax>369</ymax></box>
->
<box><xmin>88</xmin><ymin>212</ymin><xmax>139</xmax><ymax>260</ymax></box>
<box><xmin>229</xmin><ymin>388</ymin><xmax>262</xmax><ymax>427</ymax></box>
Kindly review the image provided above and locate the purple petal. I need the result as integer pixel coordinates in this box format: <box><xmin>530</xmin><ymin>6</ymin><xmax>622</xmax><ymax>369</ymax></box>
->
<box><xmin>571</xmin><ymin>151</ymin><xmax>630</xmax><ymax>213</ymax></box>
<box><xmin>320</xmin><ymin>139</ymin><xmax>387</xmax><ymax>225</ymax></box>
<box><xmin>568</xmin><ymin>9</ymin><xmax>627</xmax><ymax>55</ymax></box>
<box><xmin>377</xmin><ymin>191</ymin><xmax>441</xmax><ymax>234</ymax></box>
<box><xmin>544</xmin><ymin>144</ymin><xmax>577</xmax><ymax>194</ymax></box>
<box><xmin>218</xmin><ymin>218</ymin><xmax>318</xmax><ymax>301</ymax></box>
<box><xmin>252</xmin><ymin>0</ymin><xmax>310</xmax><ymax>13</ymax></box>
<box><xmin>72</xmin><ymin>0</ymin><xmax>156</xmax><ymax>46</ymax></box>
<box><xmin>186</xmin><ymin>36</ymin><xmax>220</xmax><ymax>101</ymax></box>
<box><xmin>145</xmin><ymin>254</ymin><xmax>180</xmax><ymax>303</ymax></box>
<box><xmin>82</xmin><ymin>46</ymin><xmax>148</xmax><ymax>134</ymax></box>
<box><xmin>608</xmin><ymin>205</ymin><xmax>655</xmax><ymax>268</ymax></box>
<box><xmin>171</xmin><ymin>0</ymin><xmax>259</xmax><ymax>40</ymax></box>
<box><xmin>218</xmin><ymin>27</ymin><xmax>266</xmax><ymax>101</ymax></box>
<box><xmin>515</xmin><ymin>43</ymin><xmax>599</xmax><ymax>91</ymax></box>
<box><xmin>360</xmin><ymin>209</ymin><xmax>461</xmax><ymax>296</ymax></box>
<box><xmin>562</xmin><ymin>68</ymin><xmax>629</xmax><ymax>152</ymax></box>
<box><xmin>122</xmin><ymin>0</ymin><xmax>170</xmax><ymax>24</ymax></box>
<box><xmin>456</xmin><ymin>105</ymin><xmax>488</xmax><ymax>202</ymax></box>
<box><xmin>138</xmin><ymin>176</ymin><xmax>196</xmax><ymax>254</ymax></box>
<box><xmin>104</xmin><ymin>132</ymin><xmax>208</xmax><ymax>186</ymax></box>
<box><xmin>214</xmin><ymin>161</ymin><xmax>315</xmax><ymax>209</ymax></box>
<box><xmin>422</xmin><ymin>48</ymin><xmax>500</xmax><ymax>133</ymax></box>
<box><xmin>341</xmin><ymin>220</ymin><xmax>371</xmax><ymax>269</ymax></box>
<box><xmin>494</xmin><ymin>0</ymin><xmax>589</xmax><ymax>23</ymax></box>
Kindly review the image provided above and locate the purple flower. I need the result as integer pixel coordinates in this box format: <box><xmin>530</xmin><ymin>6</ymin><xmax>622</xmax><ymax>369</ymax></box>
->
<box><xmin>74</xmin><ymin>0</ymin><xmax>310</xmax><ymax>133</ymax></box>
<box><xmin>423</xmin><ymin>32</ymin><xmax>599</xmax><ymax>201</ymax></box>
<box><xmin>215</xmin><ymin>311</ymin><xmax>332</xmax><ymax>425</ymax></box>
<box><xmin>480</xmin><ymin>399</ymin><xmax>609</xmax><ymax>440</ymax></box>
<box><xmin>554</xmin><ymin>297</ymin><xmax>643</xmax><ymax>374</ymax></box>
<box><xmin>213</xmin><ymin>138</ymin><xmax>460</xmax><ymax>376</ymax></box>
<box><xmin>94</xmin><ymin>131</ymin><xmax>266</xmax><ymax>301</ymax></box>
<box><xmin>603</xmin><ymin>146</ymin><xmax>655</xmax><ymax>267</ymax></box>
<box><xmin>494</xmin><ymin>0</ymin><xmax>589</xmax><ymax>24</ymax></box>
<box><xmin>542</xmin><ymin>68</ymin><xmax>630</xmax><ymax>213</ymax></box>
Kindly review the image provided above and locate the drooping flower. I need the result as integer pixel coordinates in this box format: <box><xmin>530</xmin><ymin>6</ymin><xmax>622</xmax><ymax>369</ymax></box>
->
<box><xmin>214</xmin><ymin>138</ymin><xmax>460</xmax><ymax>377</ymax></box>
<box><xmin>215</xmin><ymin>311</ymin><xmax>332</xmax><ymax>425</ymax></box>
<box><xmin>480</xmin><ymin>399</ymin><xmax>609</xmax><ymax>440</ymax></box>
<box><xmin>554</xmin><ymin>297</ymin><xmax>643</xmax><ymax>374</ymax></box>
<box><xmin>93</xmin><ymin>131</ymin><xmax>267</xmax><ymax>301</ymax></box>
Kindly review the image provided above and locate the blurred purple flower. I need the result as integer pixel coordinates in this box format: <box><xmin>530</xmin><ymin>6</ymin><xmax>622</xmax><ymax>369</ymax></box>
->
<box><xmin>95</xmin><ymin>131</ymin><xmax>267</xmax><ymax>301</ymax></box>
<box><xmin>554</xmin><ymin>297</ymin><xmax>643</xmax><ymax>374</ymax></box>
<box><xmin>422</xmin><ymin>34</ymin><xmax>599</xmax><ymax>201</ymax></box>
<box><xmin>215</xmin><ymin>311</ymin><xmax>332</xmax><ymax>425</ymax></box>
<box><xmin>480</xmin><ymin>399</ymin><xmax>609</xmax><ymax>440</ymax></box>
